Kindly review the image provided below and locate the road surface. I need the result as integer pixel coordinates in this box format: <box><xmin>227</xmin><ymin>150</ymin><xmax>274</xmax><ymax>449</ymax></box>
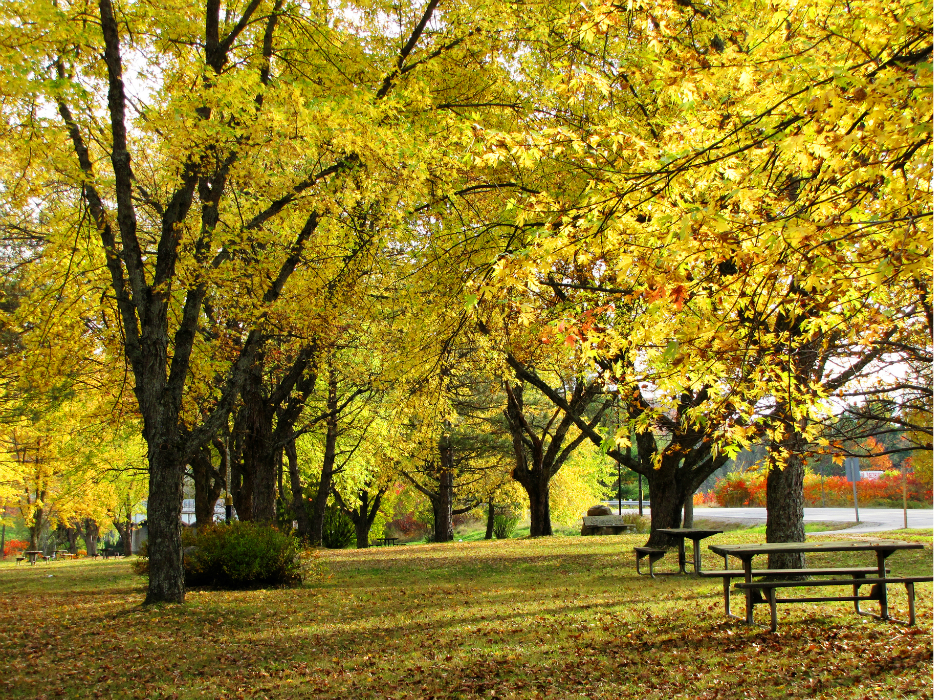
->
<box><xmin>611</xmin><ymin>504</ymin><xmax>933</xmax><ymax>534</ymax></box>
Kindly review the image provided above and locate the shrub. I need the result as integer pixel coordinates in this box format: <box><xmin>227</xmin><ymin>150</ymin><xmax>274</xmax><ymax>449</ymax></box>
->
<box><xmin>3</xmin><ymin>539</ymin><xmax>28</xmax><ymax>557</ymax></box>
<box><xmin>620</xmin><ymin>513</ymin><xmax>651</xmax><ymax>533</ymax></box>
<box><xmin>134</xmin><ymin>522</ymin><xmax>312</xmax><ymax>589</ymax></box>
<box><xmin>77</xmin><ymin>549</ymin><xmax>87</xmax><ymax>558</ymax></box>
<box><xmin>493</xmin><ymin>513</ymin><xmax>519</xmax><ymax>539</ymax></box>
<box><xmin>322</xmin><ymin>506</ymin><xmax>355</xmax><ymax>549</ymax></box>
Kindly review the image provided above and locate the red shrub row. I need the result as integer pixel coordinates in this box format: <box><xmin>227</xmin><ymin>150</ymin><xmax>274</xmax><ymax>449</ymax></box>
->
<box><xmin>710</xmin><ymin>471</ymin><xmax>932</xmax><ymax>508</ymax></box>
<box><xmin>3</xmin><ymin>539</ymin><xmax>29</xmax><ymax>557</ymax></box>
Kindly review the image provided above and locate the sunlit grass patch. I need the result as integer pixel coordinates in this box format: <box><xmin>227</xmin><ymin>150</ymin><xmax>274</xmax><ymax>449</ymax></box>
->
<box><xmin>0</xmin><ymin>530</ymin><xmax>930</xmax><ymax>699</ymax></box>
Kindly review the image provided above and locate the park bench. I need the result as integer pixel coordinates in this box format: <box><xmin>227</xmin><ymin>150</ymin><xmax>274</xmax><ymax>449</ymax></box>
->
<box><xmin>15</xmin><ymin>556</ymin><xmax>25</xmax><ymax>565</ymax></box>
<box><xmin>700</xmin><ymin>566</ymin><xmax>888</xmax><ymax>618</ymax></box>
<box><xmin>581</xmin><ymin>516</ymin><xmax>635</xmax><ymax>536</ymax></box>
<box><xmin>734</xmin><ymin>575</ymin><xmax>934</xmax><ymax>631</ymax></box>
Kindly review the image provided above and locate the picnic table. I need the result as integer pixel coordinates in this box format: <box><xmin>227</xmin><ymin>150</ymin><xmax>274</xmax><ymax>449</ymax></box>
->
<box><xmin>657</xmin><ymin>528</ymin><xmax>723</xmax><ymax>574</ymax></box>
<box><xmin>708</xmin><ymin>539</ymin><xmax>929</xmax><ymax>631</ymax></box>
<box><xmin>24</xmin><ymin>550</ymin><xmax>44</xmax><ymax>565</ymax></box>
<box><xmin>634</xmin><ymin>527</ymin><xmax>722</xmax><ymax>577</ymax></box>
<box><xmin>374</xmin><ymin>537</ymin><xmax>399</xmax><ymax>546</ymax></box>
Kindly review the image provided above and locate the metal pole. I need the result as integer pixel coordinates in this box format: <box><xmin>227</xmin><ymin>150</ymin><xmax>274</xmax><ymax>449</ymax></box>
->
<box><xmin>902</xmin><ymin>463</ymin><xmax>908</xmax><ymax>529</ymax></box>
<box><xmin>852</xmin><ymin>478</ymin><xmax>860</xmax><ymax>523</ymax></box>
<box><xmin>820</xmin><ymin>460</ymin><xmax>825</xmax><ymax>508</ymax></box>
<box><xmin>638</xmin><ymin>474</ymin><xmax>644</xmax><ymax>517</ymax></box>
<box><xmin>617</xmin><ymin>461</ymin><xmax>622</xmax><ymax>516</ymax></box>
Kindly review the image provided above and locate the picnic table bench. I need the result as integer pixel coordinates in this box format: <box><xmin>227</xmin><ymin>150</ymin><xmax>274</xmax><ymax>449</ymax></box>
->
<box><xmin>709</xmin><ymin>540</ymin><xmax>930</xmax><ymax>631</ymax></box>
<box><xmin>581</xmin><ymin>516</ymin><xmax>635</xmax><ymax>536</ymax></box>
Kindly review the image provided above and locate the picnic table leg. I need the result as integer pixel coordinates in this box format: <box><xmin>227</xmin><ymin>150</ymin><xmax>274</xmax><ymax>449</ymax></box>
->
<box><xmin>875</xmin><ymin>550</ymin><xmax>890</xmax><ymax>620</ymax></box>
<box><xmin>743</xmin><ymin>558</ymin><xmax>754</xmax><ymax>625</ymax></box>
<box><xmin>906</xmin><ymin>582</ymin><xmax>916</xmax><ymax>626</ymax></box>
<box><xmin>723</xmin><ymin>576</ymin><xmax>732</xmax><ymax>617</ymax></box>
<box><xmin>691</xmin><ymin>537</ymin><xmax>703</xmax><ymax>574</ymax></box>
<box><xmin>767</xmin><ymin>588</ymin><xmax>778</xmax><ymax>632</ymax></box>
<box><xmin>853</xmin><ymin>573</ymin><xmax>865</xmax><ymax>615</ymax></box>
<box><xmin>677</xmin><ymin>538</ymin><xmax>687</xmax><ymax>574</ymax></box>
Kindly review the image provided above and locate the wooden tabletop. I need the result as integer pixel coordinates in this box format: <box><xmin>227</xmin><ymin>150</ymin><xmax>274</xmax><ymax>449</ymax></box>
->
<box><xmin>709</xmin><ymin>539</ymin><xmax>924</xmax><ymax>557</ymax></box>
<box><xmin>657</xmin><ymin>528</ymin><xmax>723</xmax><ymax>538</ymax></box>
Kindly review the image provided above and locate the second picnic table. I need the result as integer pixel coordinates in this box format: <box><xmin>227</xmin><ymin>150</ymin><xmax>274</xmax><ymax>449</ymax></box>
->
<box><xmin>656</xmin><ymin>527</ymin><xmax>723</xmax><ymax>574</ymax></box>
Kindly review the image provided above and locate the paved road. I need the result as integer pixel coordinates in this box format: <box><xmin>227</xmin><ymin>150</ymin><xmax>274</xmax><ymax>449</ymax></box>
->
<box><xmin>614</xmin><ymin>505</ymin><xmax>933</xmax><ymax>534</ymax></box>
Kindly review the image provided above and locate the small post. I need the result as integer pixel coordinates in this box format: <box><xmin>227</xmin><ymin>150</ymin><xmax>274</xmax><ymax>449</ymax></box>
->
<box><xmin>225</xmin><ymin>492</ymin><xmax>233</xmax><ymax>522</ymax></box>
<box><xmin>617</xmin><ymin>461</ymin><xmax>622</xmax><ymax>516</ymax></box>
<box><xmin>638</xmin><ymin>474</ymin><xmax>644</xmax><ymax>517</ymax></box>
<box><xmin>845</xmin><ymin>456</ymin><xmax>860</xmax><ymax>523</ymax></box>
<box><xmin>902</xmin><ymin>463</ymin><xmax>908</xmax><ymax>529</ymax></box>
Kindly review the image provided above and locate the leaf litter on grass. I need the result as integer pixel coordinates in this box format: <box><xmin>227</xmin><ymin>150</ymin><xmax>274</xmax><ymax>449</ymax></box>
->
<box><xmin>0</xmin><ymin>531</ymin><xmax>930</xmax><ymax>699</ymax></box>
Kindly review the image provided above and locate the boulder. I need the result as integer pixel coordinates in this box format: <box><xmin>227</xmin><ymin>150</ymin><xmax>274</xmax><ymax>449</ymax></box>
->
<box><xmin>587</xmin><ymin>504</ymin><xmax>612</xmax><ymax>516</ymax></box>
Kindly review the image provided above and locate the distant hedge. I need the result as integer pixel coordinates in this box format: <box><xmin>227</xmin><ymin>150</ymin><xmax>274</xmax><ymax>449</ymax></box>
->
<box><xmin>135</xmin><ymin>522</ymin><xmax>315</xmax><ymax>589</ymax></box>
<box><xmin>711</xmin><ymin>470</ymin><xmax>932</xmax><ymax>508</ymax></box>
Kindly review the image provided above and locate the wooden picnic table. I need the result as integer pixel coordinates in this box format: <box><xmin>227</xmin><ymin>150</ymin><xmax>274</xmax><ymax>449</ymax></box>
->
<box><xmin>656</xmin><ymin>528</ymin><xmax>723</xmax><ymax>575</ymax></box>
<box><xmin>24</xmin><ymin>550</ymin><xmax>44</xmax><ymax>565</ymax></box>
<box><xmin>374</xmin><ymin>537</ymin><xmax>399</xmax><ymax>546</ymax></box>
<box><xmin>708</xmin><ymin>539</ymin><xmax>927</xmax><ymax>630</ymax></box>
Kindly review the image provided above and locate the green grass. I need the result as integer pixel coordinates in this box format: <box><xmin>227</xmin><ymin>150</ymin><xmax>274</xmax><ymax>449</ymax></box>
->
<box><xmin>0</xmin><ymin>529</ymin><xmax>931</xmax><ymax>699</ymax></box>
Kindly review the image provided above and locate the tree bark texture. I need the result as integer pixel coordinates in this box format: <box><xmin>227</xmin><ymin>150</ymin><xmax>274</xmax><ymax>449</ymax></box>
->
<box><xmin>485</xmin><ymin>499</ymin><xmax>495</xmax><ymax>540</ymax></box>
<box><xmin>191</xmin><ymin>444</ymin><xmax>225</xmax><ymax>528</ymax></box>
<box><xmin>285</xmin><ymin>439</ymin><xmax>312</xmax><ymax>541</ymax></box>
<box><xmin>310</xmin><ymin>368</ymin><xmax>339</xmax><ymax>545</ymax></box>
<box><xmin>766</xmin><ymin>432</ymin><xmax>807</xmax><ymax>569</ymax></box>
<box><xmin>432</xmin><ymin>436</ymin><xmax>455</xmax><ymax>542</ymax></box>
<box><xmin>146</xmin><ymin>448</ymin><xmax>186</xmax><ymax>602</ymax></box>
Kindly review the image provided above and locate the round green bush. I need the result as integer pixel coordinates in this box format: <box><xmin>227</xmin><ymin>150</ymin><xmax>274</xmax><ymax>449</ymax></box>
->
<box><xmin>135</xmin><ymin>522</ymin><xmax>311</xmax><ymax>589</ymax></box>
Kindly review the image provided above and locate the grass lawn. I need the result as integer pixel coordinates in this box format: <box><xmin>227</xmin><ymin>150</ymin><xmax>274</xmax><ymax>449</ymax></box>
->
<box><xmin>0</xmin><ymin>529</ymin><xmax>931</xmax><ymax>699</ymax></box>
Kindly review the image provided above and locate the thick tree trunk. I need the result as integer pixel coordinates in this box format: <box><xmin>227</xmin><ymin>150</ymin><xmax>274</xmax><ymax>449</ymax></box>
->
<box><xmin>514</xmin><ymin>472</ymin><xmax>552</xmax><ymax>537</ymax></box>
<box><xmin>485</xmin><ymin>499</ymin><xmax>495</xmax><ymax>540</ymax></box>
<box><xmin>643</xmin><ymin>468</ymin><xmax>687</xmax><ymax>548</ymax></box>
<box><xmin>766</xmin><ymin>433</ymin><xmax>807</xmax><ymax>569</ymax></box>
<box><xmin>243</xmin><ymin>362</ymin><xmax>277</xmax><ymax>523</ymax></box>
<box><xmin>310</xmin><ymin>369</ymin><xmax>339</xmax><ymax>545</ymax></box>
<box><xmin>431</xmin><ymin>435</ymin><xmax>455</xmax><ymax>542</ymax></box>
<box><xmin>63</xmin><ymin>523</ymin><xmax>81</xmax><ymax>554</ymax></box>
<box><xmin>192</xmin><ymin>444</ymin><xmax>224</xmax><ymax>528</ymax></box>
<box><xmin>285</xmin><ymin>439</ymin><xmax>311</xmax><ymax>541</ymax></box>
<box><xmin>28</xmin><ymin>503</ymin><xmax>43</xmax><ymax>552</ymax></box>
<box><xmin>231</xmin><ymin>454</ymin><xmax>254</xmax><ymax>522</ymax></box>
<box><xmin>682</xmin><ymin>491</ymin><xmax>694</xmax><ymax>528</ymax></box>
<box><xmin>432</xmin><ymin>468</ymin><xmax>454</xmax><ymax>542</ymax></box>
<box><xmin>80</xmin><ymin>518</ymin><xmax>100</xmax><ymax>557</ymax></box>
<box><xmin>145</xmin><ymin>448</ymin><xmax>186</xmax><ymax>604</ymax></box>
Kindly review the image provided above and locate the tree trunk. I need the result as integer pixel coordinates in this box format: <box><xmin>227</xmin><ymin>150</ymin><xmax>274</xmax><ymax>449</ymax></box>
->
<box><xmin>285</xmin><ymin>439</ymin><xmax>311</xmax><ymax>541</ymax></box>
<box><xmin>192</xmin><ymin>444</ymin><xmax>224</xmax><ymax>528</ymax></box>
<box><xmin>642</xmin><ymin>466</ymin><xmax>687</xmax><ymax>548</ymax></box>
<box><xmin>432</xmin><ymin>467</ymin><xmax>454</xmax><ymax>542</ymax></box>
<box><xmin>432</xmin><ymin>436</ymin><xmax>455</xmax><ymax>542</ymax></box>
<box><xmin>526</xmin><ymin>477</ymin><xmax>552</xmax><ymax>537</ymax></box>
<box><xmin>310</xmin><ymin>369</ymin><xmax>339</xmax><ymax>545</ymax></box>
<box><xmin>145</xmin><ymin>447</ymin><xmax>186</xmax><ymax>603</ymax></box>
<box><xmin>766</xmin><ymin>432</ymin><xmax>807</xmax><ymax>569</ymax></box>
<box><xmin>80</xmin><ymin>518</ymin><xmax>100</xmax><ymax>557</ymax></box>
<box><xmin>243</xmin><ymin>360</ymin><xmax>277</xmax><ymax>523</ymax></box>
<box><xmin>682</xmin><ymin>490</ymin><xmax>694</xmax><ymax>528</ymax></box>
<box><xmin>485</xmin><ymin>499</ymin><xmax>494</xmax><ymax>540</ymax></box>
